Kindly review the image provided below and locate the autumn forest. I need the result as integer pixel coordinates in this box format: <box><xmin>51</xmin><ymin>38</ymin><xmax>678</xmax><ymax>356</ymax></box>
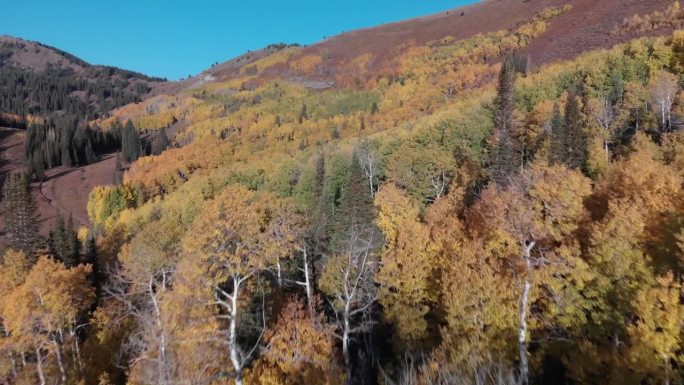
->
<box><xmin>3</xmin><ymin>1</ymin><xmax>684</xmax><ymax>385</ymax></box>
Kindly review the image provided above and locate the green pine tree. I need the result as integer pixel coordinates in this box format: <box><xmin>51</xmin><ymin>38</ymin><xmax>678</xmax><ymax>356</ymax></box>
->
<box><xmin>488</xmin><ymin>55</ymin><xmax>522</xmax><ymax>185</ymax></box>
<box><xmin>299</xmin><ymin>104</ymin><xmax>308</xmax><ymax>124</ymax></box>
<box><xmin>564</xmin><ymin>93</ymin><xmax>587</xmax><ymax>170</ymax></box>
<box><xmin>122</xmin><ymin>120</ymin><xmax>141</xmax><ymax>163</ymax></box>
<box><xmin>330</xmin><ymin>153</ymin><xmax>379</xmax><ymax>253</ymax></box>
<box><xmin>549</xmin><ymin>103</ymin><xmax>565</xmax><ymax>165</ymax></box>
<box><xmin>2</xmin><ymin>173</ymin><xmax>40</xmax><ymax>258</ymax></box>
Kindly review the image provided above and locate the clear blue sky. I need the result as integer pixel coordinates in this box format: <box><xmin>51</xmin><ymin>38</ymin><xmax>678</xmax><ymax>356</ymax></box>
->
<box><xmin>3</xmin><ymin>0</ymin><xmax>477</xmax><ymax>80</ymax></box>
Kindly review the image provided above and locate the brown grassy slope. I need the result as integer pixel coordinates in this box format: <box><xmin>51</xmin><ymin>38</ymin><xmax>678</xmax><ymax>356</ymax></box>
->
<box><xmin>520</xmin><ymin>0</ymin><xmax>675</xmax><ymax>65</ymax></box>
<box><xmin>0</xmin><ymin>129</ymin><xmax>117</xmax><ymax>248</ymax></box>
<box><xmin>0</xmin><ymin>35</ymin><xmax>87</xmax><ymax>73</ymax></box>
<box><xmin>203</xmin><ymin>0</ymin><xmax>674</xmax><ymax>84</ymax></box>
<box><xmin>310</xmin><ymin>0</ymin><xmax>673</xmax><ymax>65</ymax></box>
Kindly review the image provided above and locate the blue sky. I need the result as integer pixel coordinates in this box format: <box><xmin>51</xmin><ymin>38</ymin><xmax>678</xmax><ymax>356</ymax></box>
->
<box><xmin>3</xmin><ymin>0</ymin><xmax>477</xmax><ymax>80</ymax></box>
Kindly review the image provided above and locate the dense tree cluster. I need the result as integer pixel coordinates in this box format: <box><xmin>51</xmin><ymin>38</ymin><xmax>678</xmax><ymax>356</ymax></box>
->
<box><xmin>0</xmin><ymin>64</ymin><xmax>153</xmax><ymax>123</ymax></box>
<box><xmin>2</xmin><ymin>173</ymin><xmax>40</xmax><ymax>257</ymax></box>
<box><xmin>24</xmin><ymin>119</ymin><xmax>113</xmax><ymax>179</ymax></box>
<box><xmin>23</xmin><ymin>118</ymin><xmax>156</xmax><ymax>180</ymax></box>
<box><xmin>0</xmin><ymin>39</ymin><xmax>164</xmax><ymax>124</ymax></box>
<box><xmin>5</xmin><ymin>4</ymin><xmax>684</xmax><ymax>385</ymax></box>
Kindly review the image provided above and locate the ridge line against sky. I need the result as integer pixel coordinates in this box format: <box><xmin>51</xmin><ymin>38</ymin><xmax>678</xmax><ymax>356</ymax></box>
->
<box><xmin>3</xmin><ymin>0</ymin><xmax>479</xmax><ymax>80</ymax></box>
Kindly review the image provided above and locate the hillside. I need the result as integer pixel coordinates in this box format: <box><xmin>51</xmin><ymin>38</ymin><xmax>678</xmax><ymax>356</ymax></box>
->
<box><xmin>3</xmin><ymin>1</ymin><xmax>684</xmax><ymax>385</ymax></box>
<box><xmin>194</xmin><ymin>0</ymin><xmax>673</xmax><ymax>87</ymax></box>
<box><xmin>4</xmin><ymin>0</ymin><xmax>671</xmax><ymax>237</ymax></box>
<box><xmin>0</xmin><ymin>36</ymin><xmax>160</xmax><ymax>243</ymax></box>
<box><xmin>0</xmin><ymin>35</ymin><xmax>167</xmax><ymax>124</ymax></box>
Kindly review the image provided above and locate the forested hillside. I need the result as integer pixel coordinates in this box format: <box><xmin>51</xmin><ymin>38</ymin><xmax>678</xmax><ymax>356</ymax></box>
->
<box><xmin>0</xmin><ymin>36</ymin><xmax>167</xmax><ymax>180</ymax></box>
<box><xmin>0</xmin><ymin>36</ymin><xmax>165</xmax><ymax>123</ymax></box>
<box><xmin>3</xmin><ymin>1</ymin><xmax>684</xmax><ymax>385</ymax></box>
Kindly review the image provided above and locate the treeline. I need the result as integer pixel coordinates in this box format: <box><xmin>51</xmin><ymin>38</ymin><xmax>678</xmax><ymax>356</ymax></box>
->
<box><xmin>0</xmin><ymin>64</ymin><xmax>151</xmax><ymax>122</ymax></box>
<box><xmin>24</xmin><ymin>118</ymin><xmax>169</xmax><ymax>180</ymax></box>
<box><xmin>1</xmin><ymin>173</ymin><xmax>94</xmax><ymax>268</ymax></box>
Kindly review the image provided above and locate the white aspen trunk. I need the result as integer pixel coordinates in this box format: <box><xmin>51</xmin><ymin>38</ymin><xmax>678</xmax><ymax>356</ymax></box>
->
<box><xmin>665</xmin><ymin>356</ymin><xmax>671</xmax><ymax>385</ymax></box>
<box><xmin>518</xmin><ymin>277</ymin><xmax>531</xmax><ymax>385</ymax></box>
<box><xmin>518</xmin><ymin>240</ymin><xmax>535</xmax><ymax>385</ymax></box>
<box><xmin>149</xmin><ymin>279</ymin><xmax>167</xmax><ymax>385</ymax></box>
<box><xmin>7</xmin><ymin>351</ymin><xmax>17</xmax><ymax>379</ymax></box>
<box><xmin>70</xmin><ymin>327</ymin><xmax>83</xmax><ymax>374</ymax></box>
<box><xmin>229</xmin><ymin>277</ymin><xmax>243</xmax><ymax>385</ymax></box>
<box><xmin>303</xmin><ymin>248</ymin><xmax>313</xmax><ymax>314</ymax></box>
<box><xmin>666</xmin><ymin>99</ymin><xmax>672</xmax><ymax>130</ymax></box>
<box><xmin>53</xmin><ymin>338</ymin><xmax>67</xmax><ymax>385</ymax></box>
<box><xmin>342</xmin><ymin>300</ymin><xmax>352</xmax><ymax>382</ymax></box>
<box><xmin>368</xmin><ymin>161</ymin><xmax>375</xmax><ymax>198</ymax></box>
<box><xmin>3</xmin><ymin>322</ymin><xmax>17</xmax><ymax>379</ymax></box>
<box><xmin>20</xmin><ymin>351</ymin><xmax>26</xmax><ymax>366</ymax></box>
<box><xmin>636</xmin><ymin>111</ymin><xmax>639</xmax><ymax>131</ymax></box>
<box><xmin>296</xmin><ymin>247</ymin><xmax>315</xmax><ymax>316</ymax></box>
<box><xmin>276</xmin><ymin>259</ymin><xmax>282</xmax><ymax>287</ymax></box>
<box><xmin>35</xmin><ymin>345</ymin><xmax>46</xmax><ymax>385</ymax></box>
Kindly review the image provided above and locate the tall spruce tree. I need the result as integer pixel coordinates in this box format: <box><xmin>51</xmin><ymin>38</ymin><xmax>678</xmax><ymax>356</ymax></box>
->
<box><xmin>549</xmin><ymin>94</ymin><xmax>586</xmax><ymax>170</ymax></box>
<box><xmin>61</xmin><ymin>133</ymin><xmax>73</xmax><ymax>167</ymax></box>
<box><xmin>299</xmin><ymin>104</ymin><xmax>308</xmax><ymax>124</ymax></box>
<box><xmin>122</xmin><ymin>120</ymin><xmax>141</xmax><ymax>163</ymax></box>
<box><xmin>489</xmin><ymin>55</ymin><xmax>522</xmax><ymax>185</ymax></box>
<box><xmin>564</xmin><ymin>93</ymin><xmax>587</xmax><ymax>170</ymax></box>
<box><xmin>549</xmin><ymin>103</ymin><xmax>565</xmax><ymax>165</ymax></box>
<box><xmin>330</xmin><ymin>153</ymin><xmax>379</xmax><ymax>253</ymax></box>
<box><xmin>2</xmin><ymin>173</ymin><xmax>40</xmax><ymax>258</ymax></box>
<box><xmin>85</xmin><ymin>138</ymin><xmax>95</xmax><ymax>164</ymax></box>
<box><xmin>48</xmin><ymin>212</ymin><xmax>80</xmax><ymax>267</ymax></box>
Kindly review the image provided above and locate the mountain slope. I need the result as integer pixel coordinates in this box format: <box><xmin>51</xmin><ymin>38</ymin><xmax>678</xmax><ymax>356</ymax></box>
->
<box><xmin>0</xmin><ymin>36</ymin><xmax>167</xmax><ymax>124</ymax></box>
<box><xmin>4</xmin><ymin>2</ymin><xmax>684</xmax><ymax>385</ymax></box>
<box><xmin>200</xmin><ymin>0</ymin><xmax>674</xmax><ymax>87</ymax></box>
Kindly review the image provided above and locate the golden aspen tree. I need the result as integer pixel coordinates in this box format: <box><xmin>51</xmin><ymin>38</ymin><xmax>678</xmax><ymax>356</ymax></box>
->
<box><xmin>246</xmin><ymin>297</ymin><xmax>343</xmax><ymax>385</ymax></box>
<box><xmin>626</xmin><ymin>273</ymin><xmax>683</xmax><ymax>385</ymax></box>
<box><xmin>261</xmin><ymin>195</ymin><xmax>305</xmax><ymax>288</ymax></box>
<box><xmin>0</xmin><ymin>250</ymin><xmax>31</xmax><ymax>382</ymax></box>
<box><xmin>2</xmin><ymin>257</ymin><xmax>93</xmax><ymax>385</ymax></box>
<box><xmin>374</xmin><ymin>183</ymin><xmax>432</xmax><ymax>347</ymax></box>
<box><xmin>182</xmin><ymin>186</ymin><xmax>303</xmax><ymax>385</ymax></box>
<box><xmin>467</xmin><ymin>162</ymin><xmax>591</xmax><ymax>384</ymax></box>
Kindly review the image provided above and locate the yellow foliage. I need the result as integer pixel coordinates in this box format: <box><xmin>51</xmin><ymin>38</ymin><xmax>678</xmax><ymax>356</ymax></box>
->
<box><xmin>246</xmin><ymin>298</ymin><xmax>343</xmax><ymax>385</ymax></box>
<box><xmin>375</xmin><ymin>184</ymin><xmax>432</xmax><ymax>345</ymax></box>
<box><xmin>625</xmin><ymin>272</ymin><xmax>683</xmax><ymax>382</ymax></box>
<box><xmin>241</xmin><ymin>47</ymin><xmax>300</xmax><ymax>75</ymax></box>
<box><xmin>290</xmin><ymin>54</ymin><xmax>323</xmax><ymax>73</ymax></box>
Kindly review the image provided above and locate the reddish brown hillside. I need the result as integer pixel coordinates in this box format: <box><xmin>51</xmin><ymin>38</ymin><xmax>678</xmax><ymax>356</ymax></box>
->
<box><xmin>306</xmin><ymin>0</ymin><xmax>672</xmax><ymax>66</ymax></box>
<box><xmin>520</xmin><ymin>0</ymin><xmax>675</xmax><ymax>64</ymax></box>
<box><xmin>201</xmin><ymin>0</ymin><xmax>674</xmax><ymax>87</ymax></box>
<box><xmin>0</xmin><ymin>129</ymin><xmax>117</xmax><ymax>246</ymax></box>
